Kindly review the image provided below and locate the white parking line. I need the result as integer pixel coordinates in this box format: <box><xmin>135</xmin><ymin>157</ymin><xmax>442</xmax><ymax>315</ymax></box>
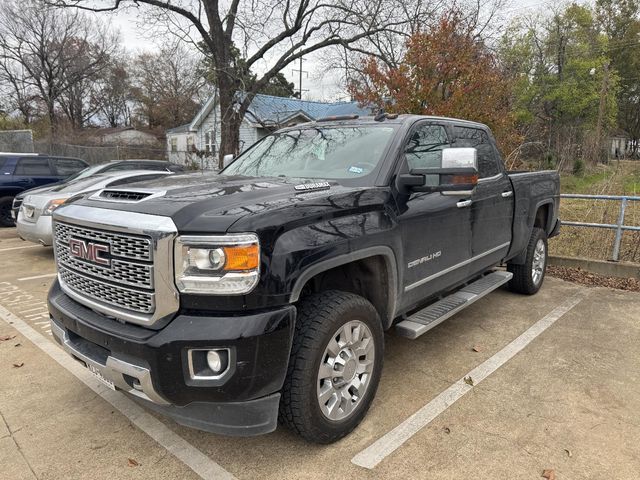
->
<box><xmin>0</xmin><ymin>245</ymin><xmax>40</xmax><ymax>252</ymax></box>
<box><xmin>0</xmin><ymin>304</ymin><xmax>237</xmax><ymax>480</ymax></box>
<box><xmin>17</xmin><ymin>273</ymin><xmax>57</xmax><ymax>281</ymax></box>
<box><xmin>352</xmin><ymin>290</ymin><xmax>587</xmax><ymax>470</ymax></box>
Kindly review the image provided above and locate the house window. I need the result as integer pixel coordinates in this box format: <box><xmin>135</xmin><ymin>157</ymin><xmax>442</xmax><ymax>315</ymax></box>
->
<box><xmin>205</xmin><ymin>130</ymin><xmax>215</xmax><ymax>155</ymax></box>
<box><xmin>170</xmin><ymin>137</ymin><xmax>178</xmax><ymax>153</ymax></box>
<box><xmin>187</xmin><ymin>136</ymin><xmax>194</xmax><ymax>152</ymax></box>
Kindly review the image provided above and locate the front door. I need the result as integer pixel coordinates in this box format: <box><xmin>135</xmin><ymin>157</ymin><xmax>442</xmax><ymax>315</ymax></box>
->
<box><xmin>395</xmin><ymin>121</ymin><xmax>474</xmax><ymax>311</ymax></box>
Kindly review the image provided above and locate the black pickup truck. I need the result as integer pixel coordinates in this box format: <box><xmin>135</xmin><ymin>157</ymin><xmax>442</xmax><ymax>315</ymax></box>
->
<box><xmin>48</xmin><ymin>115</ymin><xmax>560</xmax><ymax>443</ymax></box>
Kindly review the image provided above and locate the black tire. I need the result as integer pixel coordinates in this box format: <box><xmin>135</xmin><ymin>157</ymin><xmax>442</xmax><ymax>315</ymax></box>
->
<box><xmin>0</xmin><ymin>197</ymin><xmax>15</xmax><ymax>228</ymax></box>
<box><xmin>279</xmin><ymin>290</ymin><xmax>384</xmax><ymax>444</ymax></box>
<box><xmin>507</xmin><ymin>227</ymin><xmax>548</xmax><ymax>295</ymax></box>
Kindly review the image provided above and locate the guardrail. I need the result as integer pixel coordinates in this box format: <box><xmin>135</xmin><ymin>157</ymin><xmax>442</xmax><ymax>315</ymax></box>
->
<box><xmin>560</xmin><ymin>194</ymin><xmax>640</xmax><ymax>261</ymax></box>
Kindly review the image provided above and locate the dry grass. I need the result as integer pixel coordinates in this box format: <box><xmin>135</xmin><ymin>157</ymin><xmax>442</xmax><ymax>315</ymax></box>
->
<box><xmin>549</xmin><ymin>160</ymin><xmax>640</xmax><ymax>263</ymax></box>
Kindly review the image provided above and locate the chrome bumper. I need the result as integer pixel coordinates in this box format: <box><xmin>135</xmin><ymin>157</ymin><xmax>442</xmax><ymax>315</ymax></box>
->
<box><xmin>50</xmin><ymin>319</ymin><xmax>169</xmax><ymax>405</ymax></box>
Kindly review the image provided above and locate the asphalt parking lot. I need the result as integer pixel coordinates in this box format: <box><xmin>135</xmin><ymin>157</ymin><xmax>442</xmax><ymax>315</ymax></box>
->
<box><xmin>1</xmin><ymin>227</ymin><xmax>640</xmax><ymax>480</ymax></box>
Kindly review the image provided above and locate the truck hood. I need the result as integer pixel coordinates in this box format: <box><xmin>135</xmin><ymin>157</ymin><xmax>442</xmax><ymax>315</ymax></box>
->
<box><xmin>68</xmin><ymin>171</ymin><xmax>383</xmax><ymax>233</ymax></box>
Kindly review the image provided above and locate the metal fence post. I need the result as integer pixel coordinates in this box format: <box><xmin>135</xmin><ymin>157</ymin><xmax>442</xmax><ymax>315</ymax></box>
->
<box><xmin>611</xmin><ymin>197</ymin><xmax>628</xmax><ymax>262</ymax></box>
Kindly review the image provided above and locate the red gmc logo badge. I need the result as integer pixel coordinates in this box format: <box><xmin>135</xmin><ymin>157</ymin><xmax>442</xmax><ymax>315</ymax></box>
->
<box><xmin>68</xmin><ymin>238</ymin><xmax>111</xmax><ymax>267</ymax></box>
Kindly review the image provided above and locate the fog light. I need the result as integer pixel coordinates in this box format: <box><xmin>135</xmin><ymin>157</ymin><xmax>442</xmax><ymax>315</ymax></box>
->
<box><xmin>187</xmin><ymin>348</ymin><xmax>231</xmax><ymax>380</ymax></box>
<box><xmin>207</xmin><ymin>350</ymin><xmax>223</xmax><ymax>372</ymax></box>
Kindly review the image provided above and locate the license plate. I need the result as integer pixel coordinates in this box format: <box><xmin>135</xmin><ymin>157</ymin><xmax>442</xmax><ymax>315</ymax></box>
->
<box><xmin>87</xmin><ymin>364</ymin><xmax>116</xmax><ymax>390</ymax></box>
<box><xmin>23</xmin><ymin>206</ymin><xmax>34</xmax><ymax>219</ymax></box>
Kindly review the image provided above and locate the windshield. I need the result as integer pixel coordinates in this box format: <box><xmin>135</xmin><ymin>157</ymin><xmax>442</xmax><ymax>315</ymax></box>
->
<box><xmin>63</xmin><ymin>164</ymin><xmax>104</xmax><ymax>182</ymax></box>
<box><xmin>51</xmin><ymin>175</ymin><xmax>107</xmax><ymax>193</ymax></box>
<box><xmin>222</xmin><ymin>126</ymin><xmax>395</xmax><ymax>183</ymax></box>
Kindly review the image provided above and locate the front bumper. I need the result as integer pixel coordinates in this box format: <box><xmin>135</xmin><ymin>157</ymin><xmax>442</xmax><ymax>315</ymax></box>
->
<box><xmin>16</xmin><ymin>213</ymin><xmax>53</xmax><ymax>246</ymax></box>
<box><xmin>48</xmin><ymin>280</ymin><xmax>296</xmax><ymax>436</ymax></box>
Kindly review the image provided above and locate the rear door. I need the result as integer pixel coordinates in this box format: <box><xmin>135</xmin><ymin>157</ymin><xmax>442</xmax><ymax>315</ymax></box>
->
<box><xmin>453</xmin><ymin>125</ymin><xmax>513</xmax><ymax>270</ymax></box>
<box><xmin>13</xmin><ymin>157</ymin><xmax>58</xmax><ymax>188</ymax></box>
<box><xmin>396</xmin><ymin>121</ymin><xmax>474</xmax><ymax>311</ymax></box>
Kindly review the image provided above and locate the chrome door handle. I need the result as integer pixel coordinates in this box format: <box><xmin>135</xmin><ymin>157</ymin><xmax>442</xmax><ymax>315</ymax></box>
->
<box><xmin>457</xmin><ymin>200</ymin><xmax>472</xmax><ymax>208</ymax></box>
<box><xmin>501</xmin><ymin>191</ymin><xmax>513</xmax><ymax>198</ymax></box>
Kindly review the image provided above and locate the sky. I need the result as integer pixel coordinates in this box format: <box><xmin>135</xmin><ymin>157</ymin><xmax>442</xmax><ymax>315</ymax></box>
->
<box><xmin>108</xmin><ymin>0</ymin><xmax>558</xmax><ymax>102</ymax></box>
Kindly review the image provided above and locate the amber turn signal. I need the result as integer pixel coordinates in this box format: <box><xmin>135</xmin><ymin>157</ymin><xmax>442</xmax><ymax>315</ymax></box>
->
<box><xmin>223</xmin><ymin>244</ymin><xmax>259</xmax><ymax>271</ymax></box>
<box><xmin>450</xmin><ymin>174</ymin><xmax>479</xmax><ymax>185</ymax></box>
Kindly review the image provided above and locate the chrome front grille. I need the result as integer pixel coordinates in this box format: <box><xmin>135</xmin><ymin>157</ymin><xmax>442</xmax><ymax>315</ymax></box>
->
<box><xmin>54</xmin><ymin>221</ymin><xmax>155</xmax><ymax>316</ymax></box>
<box><xmin>58</xmin><ymin>267</ymin><xmax>154</xmax><ymax>314</ymax></box>
<box><xmin>52</xmin><ymin>205</ymin><xmax>179</xmax><ymax>327</ymax></box>
<box><xmin>57</xmin><ymin>244</ymin><xmax>153</xmax><ymax>289</ymax></box>
<box><xmin>54</xmin><ymin>222</ymin><xmax>152</xmax><ymax>261</ymax></box>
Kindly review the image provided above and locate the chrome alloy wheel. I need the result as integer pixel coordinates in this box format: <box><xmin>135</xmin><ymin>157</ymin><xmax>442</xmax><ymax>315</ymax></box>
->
<box><xmin>316</xmin><ymin>320</ymin><xmax>375</xmax><ymax>421</ymax></box>
<box><xmin>531</xmin><ymin>238</ymin><xmax>546</xmax><ymax>286</ymax></box>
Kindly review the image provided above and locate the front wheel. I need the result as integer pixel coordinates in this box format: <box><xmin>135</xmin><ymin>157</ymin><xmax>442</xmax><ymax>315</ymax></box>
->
<box><xmin>507</xmin><ymin>227</ymin><xmax>548</xmax><ymax>295</ymax></box>
<box><xmin>279</xmin><ymin>291</ymin><xmax>384</xmax><ymax>443</ymax></box>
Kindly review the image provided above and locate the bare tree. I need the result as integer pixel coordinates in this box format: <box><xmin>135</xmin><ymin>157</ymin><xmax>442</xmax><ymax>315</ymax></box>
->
<box><xmin>130</xmin><ymin>43</ymin><xmax>204</xmax><ymax>129</ymax></box>
<box><xmin>0</xmin><ymin>0</ymin><xmax>118</xmax><ymax>134</ymax></box>
<box><xmin>97</xmin><ymin>58</ymin><xmax>132</xmax><ymax>127</ymax></box>
<box><xmin>46</xmin><ymin>0</ymin><xmax>417</xmax><ymax>167</ymax></box>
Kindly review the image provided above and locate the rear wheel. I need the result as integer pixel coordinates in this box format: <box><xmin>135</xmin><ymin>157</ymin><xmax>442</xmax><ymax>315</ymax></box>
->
<box><xmin>507</xmin><ymin>227</ymin><xmax>547</xmax><ymax>295</ymax></box>
<box><xmin>0</xmin><ymin>197</ymin><xmax>14</xmax><ymax>227</ymax></box>
<box><xmin>279</xmin><ymin>290</ymin><xmax>384</xmax><ymax>443</ymax></box>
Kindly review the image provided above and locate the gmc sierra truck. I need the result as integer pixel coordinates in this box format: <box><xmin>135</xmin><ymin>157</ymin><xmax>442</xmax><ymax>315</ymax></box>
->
<box><xmin>47</xmin><ymin>115</ymin><xmax>560</xmax><ymax>443</ymax></box>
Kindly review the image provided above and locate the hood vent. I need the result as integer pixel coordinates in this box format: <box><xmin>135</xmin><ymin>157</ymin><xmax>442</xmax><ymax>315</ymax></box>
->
<box><xmin>99</xmin><ymin>190</ymin><xmax>153</xmax><ymax>202</ymax></box>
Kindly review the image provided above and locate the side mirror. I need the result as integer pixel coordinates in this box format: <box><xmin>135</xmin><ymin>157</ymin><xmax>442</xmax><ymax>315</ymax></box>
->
<box><xmin>397</xmin><ymin>147</ymin><xmax>478</xmax><ymax>196</ymax></box>
<box><xmin>222</xmin><ymin>154</ymin><xmax>234</xmax><ymax>169</ymax></box>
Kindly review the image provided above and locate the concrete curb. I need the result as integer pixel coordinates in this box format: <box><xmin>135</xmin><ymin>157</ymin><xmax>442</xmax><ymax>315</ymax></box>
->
<box><xmin>549</xmin><ymin>255</ymin><xmax>640</xmax><ymax>279</ymax></box>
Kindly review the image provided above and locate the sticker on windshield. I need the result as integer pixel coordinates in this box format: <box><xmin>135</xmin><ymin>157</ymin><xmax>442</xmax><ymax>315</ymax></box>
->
<box><xmin>348</xmin><ymin>166</ymin><xmax>364</xmax><ymax>174</ymax></box>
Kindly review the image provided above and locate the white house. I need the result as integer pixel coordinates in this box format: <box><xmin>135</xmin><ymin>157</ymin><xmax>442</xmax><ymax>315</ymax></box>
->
<box><xmin>166</xmin><ymin>92</ymin><xmax>372</xmax><ymax>168</ymax></box>
<box><xmin>95</xmin><ymin>126</ymin><xmax>159</xmax><ymax>146</ymax></box>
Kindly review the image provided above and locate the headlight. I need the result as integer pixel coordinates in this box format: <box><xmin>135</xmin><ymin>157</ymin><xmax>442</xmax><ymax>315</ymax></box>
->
<box><xmin>42</xmin><ymin>198</ymin><xmax>66</xmax><ymax>216</ymax></box>
<box><xmin>174</xmin><ymin>234</ymin><xmax>260</xmax><ymax>294</ymax></box>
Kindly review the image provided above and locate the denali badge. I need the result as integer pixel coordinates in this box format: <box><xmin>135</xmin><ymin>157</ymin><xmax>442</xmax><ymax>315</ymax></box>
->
<box><xmin>294</xmin><ymin>182</ymin><xmax>331</xmax><ymax>192</ymax></box>
<box><xmin>69</xmin><ymin>238</ymin><xmax>111</xmax><ymax>267</ymax></box>
<box><xmin>408</xmin><ymin>251</ymin><xmax>442</xmax><ymax>269</ymax></box>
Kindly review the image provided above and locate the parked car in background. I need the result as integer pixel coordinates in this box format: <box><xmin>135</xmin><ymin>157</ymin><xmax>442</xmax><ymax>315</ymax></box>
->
<box><xmin>16</xmin><ymin>170</ymin><xmax>174</xmax><ymax>246</ymax></box>
<box><xmin>0</xmin><ymin>153</ymin><xmax>88</xmax><ymax>227</ymax></box>
<box><xmin>10</xmin><ymin>159</ymin><xmax>185</xmax><ymax>222</ymax></box>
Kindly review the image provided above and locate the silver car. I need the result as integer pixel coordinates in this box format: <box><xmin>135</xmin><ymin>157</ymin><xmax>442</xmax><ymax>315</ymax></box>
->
<box><xmin>16</xmin><ymin>170</ymin><xmax>173</xmax><ymax>246</ymax></box>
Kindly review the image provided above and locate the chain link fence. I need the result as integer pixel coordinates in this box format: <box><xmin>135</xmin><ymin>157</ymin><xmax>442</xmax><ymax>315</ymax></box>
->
<box><xmin>33</xmin><ymin>141</ymin><xmax>170</xmax><ymax>165</ymax></box>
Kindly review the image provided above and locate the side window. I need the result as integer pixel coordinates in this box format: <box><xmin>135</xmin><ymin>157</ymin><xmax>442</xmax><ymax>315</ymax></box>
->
<box><xmin>53</xmin><ymin>158</ymin><xmax>86</xmax><ymax>176</ymax></box>
<box><xmin>453</xmin><ymin>126</ymin><xmax>501</xmax><ymax>178</ymax></box>
<box><xmin>14</xmin><ymin>157</ymin><xmax>53</xmax><ymax>176</ymax></box>
<box><xmin>107</xmin><ymin>162</ymin><xmax>136</xmax><ymax>171</ymax></box>
<box><xmin>404</xmin><ymin>124</ymin><xmax>450</xmax><ymax>170</ymax></box>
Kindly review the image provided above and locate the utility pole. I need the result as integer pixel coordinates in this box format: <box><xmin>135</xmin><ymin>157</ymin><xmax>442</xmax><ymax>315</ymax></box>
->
<box><xmin>292</xmin><ymin>57</ymin><xmax>309</xmax><ymax>99</ymax></box>
<box><xmin>595</xmin><ymin>62</ymin><xmax>610</xmax><ymax>164</ymax></box>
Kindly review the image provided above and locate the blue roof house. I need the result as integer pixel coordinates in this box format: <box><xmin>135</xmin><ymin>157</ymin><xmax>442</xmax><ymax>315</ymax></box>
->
<box><xmin>166</xmin><ymin>91</ymin><xmax>372</xmax><ymax>168</ymax></box>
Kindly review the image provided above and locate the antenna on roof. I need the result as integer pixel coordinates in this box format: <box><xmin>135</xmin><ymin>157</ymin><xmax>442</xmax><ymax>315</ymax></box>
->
<box><xmin>374</xmin><ymin>108</ymin><xmax>386</xmax><ymax>122</ymax></box>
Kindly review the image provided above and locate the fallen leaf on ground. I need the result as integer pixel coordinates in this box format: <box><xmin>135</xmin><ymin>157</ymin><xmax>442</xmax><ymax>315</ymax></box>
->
<box><xmin>12</xmin><ymin>362</ymin><xmax>24</xmax><ymax>368</ymax></box>
<box><xmin>564</xmin><ymin>448</ymin><xmax>572</xmax><ymax>457</ymax></box>
<box><xmin>127</xmin><ymin>458</ymin><xmax>139</xmax><ymax>467</ymax></box>
<box><xmin>443</xmin><ymin>427</ymin><xmax>451</xmax><ymax>434</ymax></box>
<box><xmin>0</xmin><ymin>334</ymin><xmax>16</xmax><ymax>342</ymax></box>
<box><xmin>542</xmin><ymin>469</ymin><xmax>556</xmax><ymax>480</ymax></box>
<box><xmin>464</xmin><ymin>376</ymin><xmax>474</xmax><ymax>386</ymax></box>
<box><xmin>472</xmin><ymin>345</ymin><xmax>481</xmax><ymax>352</ymax></box>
